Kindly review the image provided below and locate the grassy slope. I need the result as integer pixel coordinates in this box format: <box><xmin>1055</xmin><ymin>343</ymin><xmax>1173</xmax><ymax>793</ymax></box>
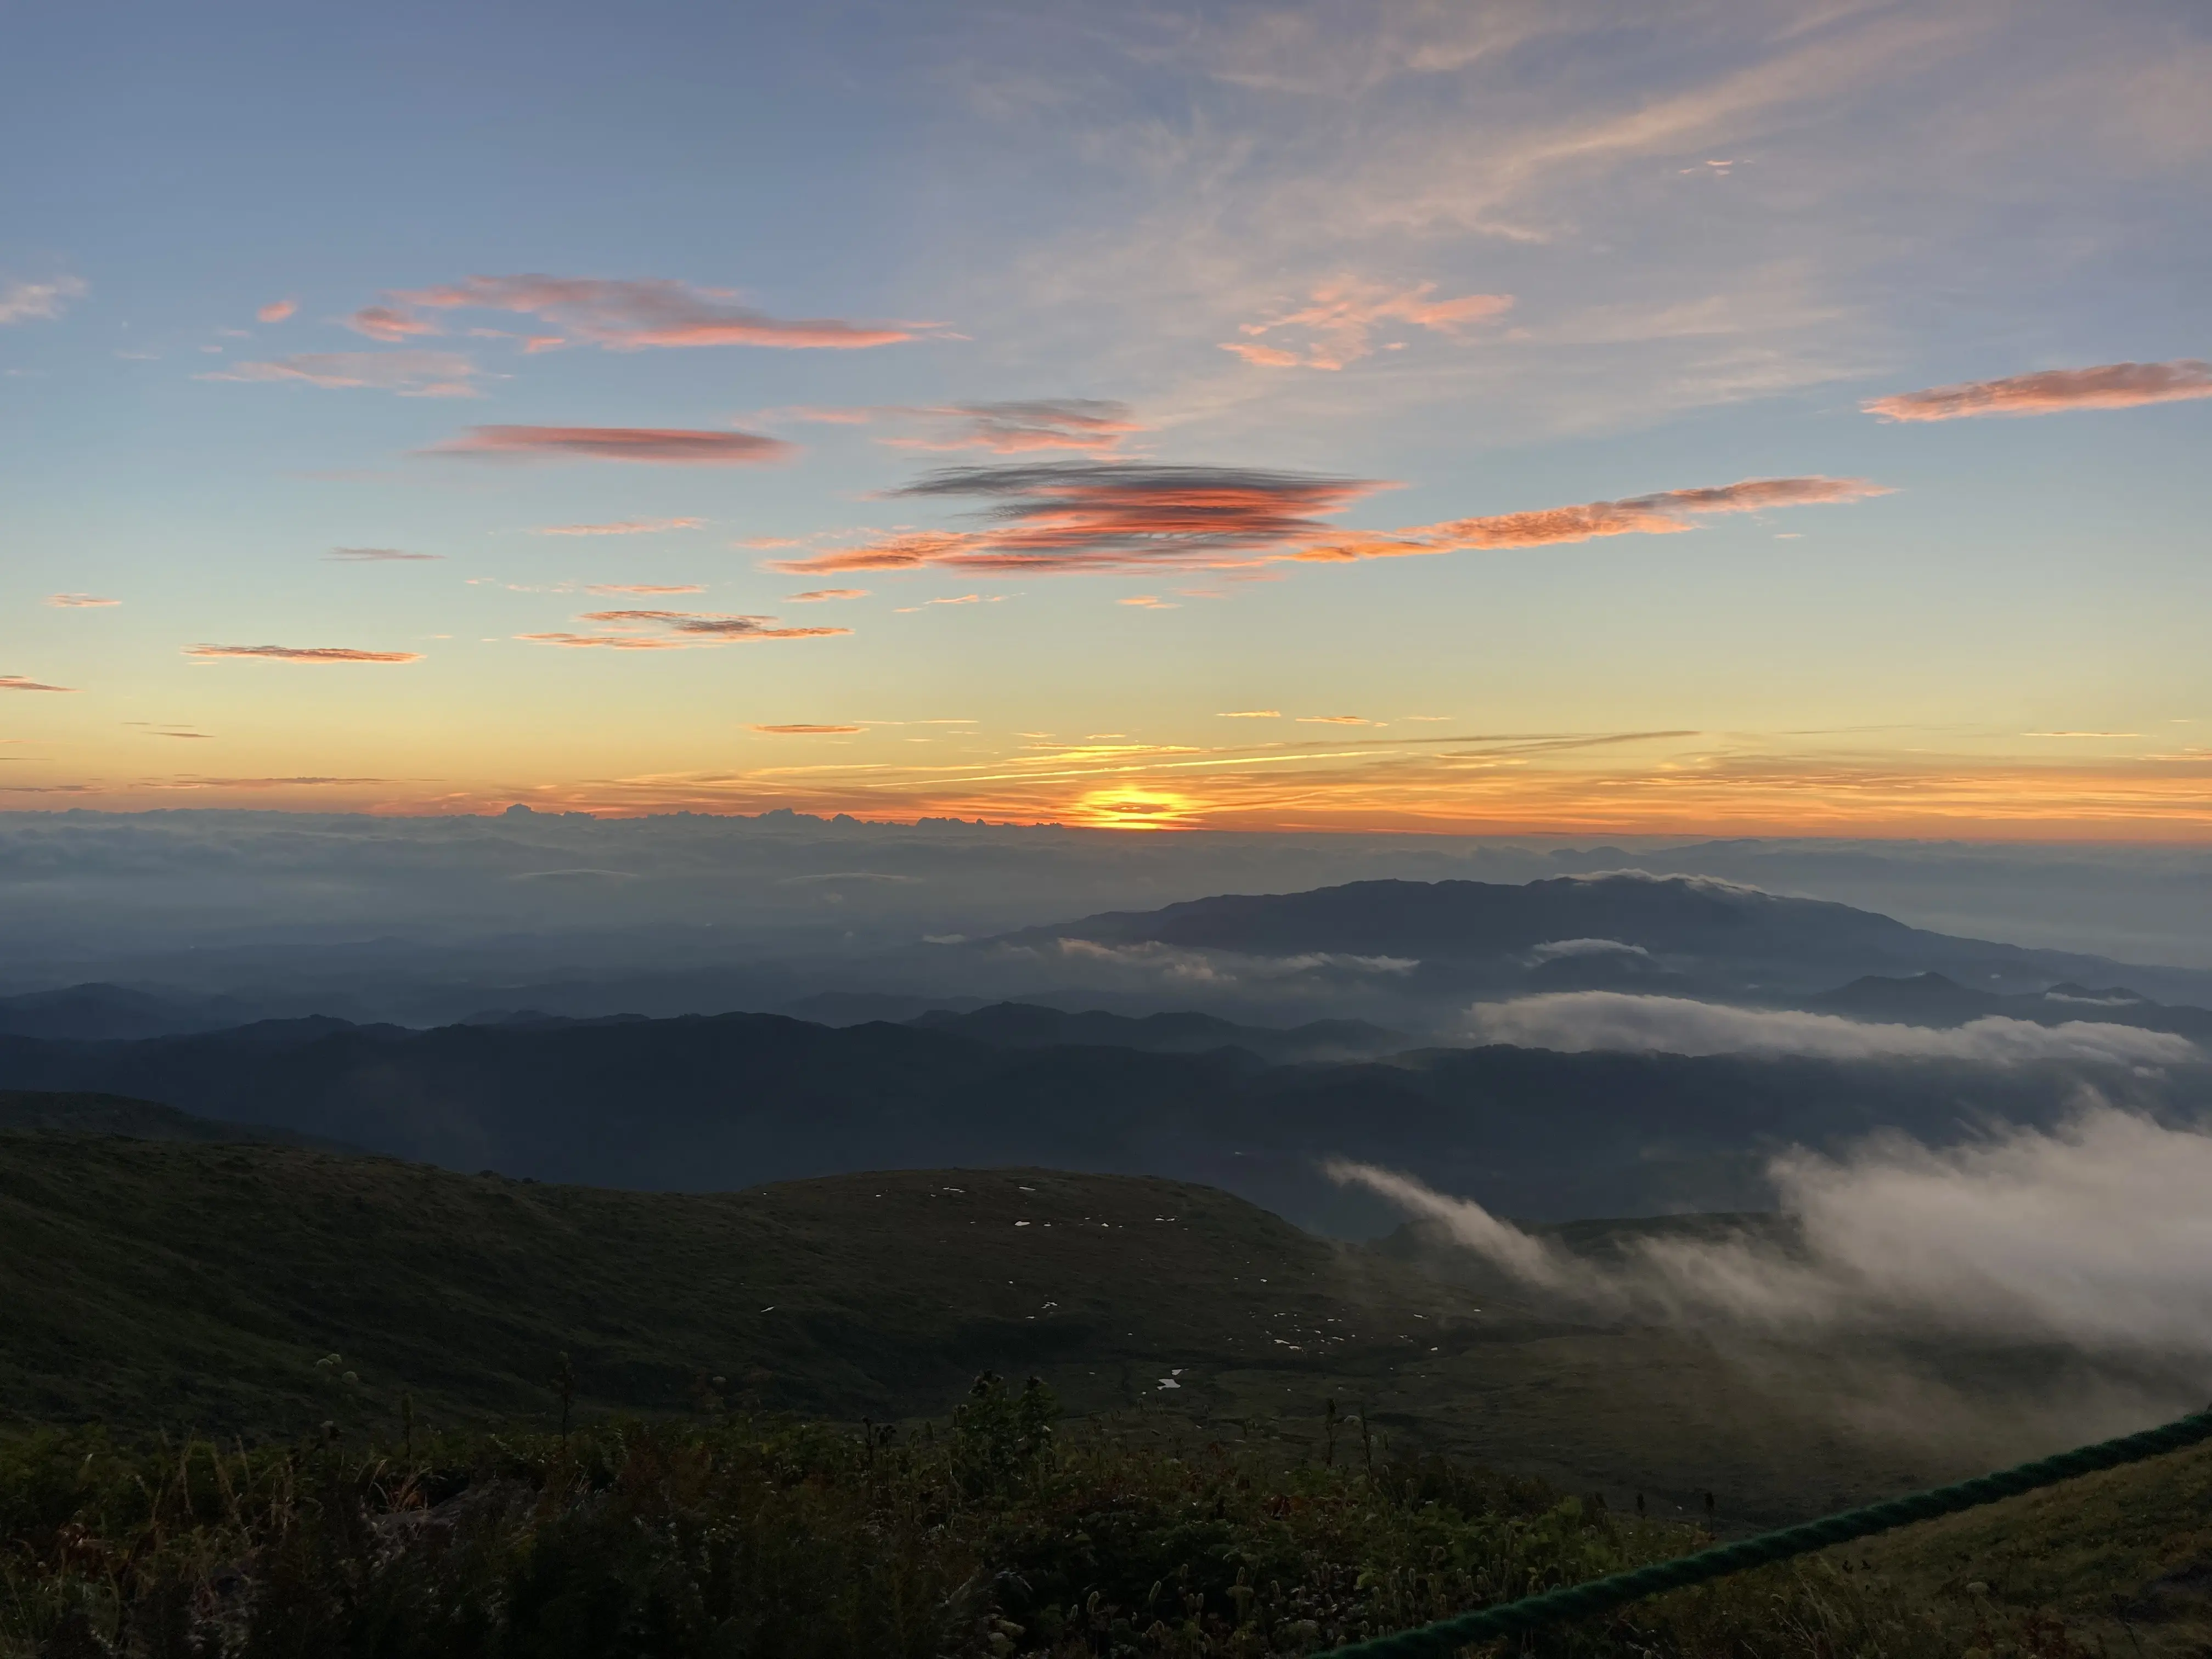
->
<box><xmin>1849</xmin><ymin>1437</ymin><xmax>2212</xmax><ymax>1657</ymax></box>
<box><xmin>0</xmin><ymin>1130</ymin><xmax>1464</xmax><ymax>1440</ymax></box>
<box><xmin>5</xmin><ymin>1124</ymin><xmax>2198</xmax><ymax>1541</ymax></box>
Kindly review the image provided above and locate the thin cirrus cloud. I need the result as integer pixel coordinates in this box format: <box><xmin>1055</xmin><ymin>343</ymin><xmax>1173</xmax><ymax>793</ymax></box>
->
<box><xmin>1222</xmin><ymin>279</ymin><xmax>1514</xmax><ymax>370</ymax></box>
<box><xmin>350</xmin><ymin>274</ymin><xmax>934</xmax><ymax>352</ymax></box>
<box><xmin>786</xmin><ymin>588</ymin><xmax>868</xmax><ymax>602</ymax></box>
<box><xmin>768</xmin><ymin>463</ymin><xmax>1886</xmax><ymax>578</ymax></box>
<box><xmin>518</xmin><ymin>609</ymin><xmax>851</xmax><ymax>650</ymax></box>
<box><xmin>203</xmin><ymin>351</ymin><xmax>481</xmax><ymax>398</ymax></box>
<box><xmin>1217</xmin><ymin>709</ymin><xmax>1280</xmax><ymax>718</ymax></box>
<box><xmin>46</xmin><ymin>594</ymin><xmax>119</xmax><ymax>607</ymax></box>
<box><xmin>424</xmin><ymin>425</ymin><xmax>795</xmax><ymax>465</ymax></box>
<box><xmin>256</xmin><ymin>298</ymin><xmax>297</xmax><ymax>324</ymax></box>
<box><xmin>1</xmin><ymin>675</ymin><xmax>76</xmax><ymax>692</ymax></box>
<box><xmin>584</xmin><ymin>584</ymin><xmax>705</xmax><ymax>595</ymax></box>
<box><xmin>530</xmin><ymin>517</ymin><xmax>706</xmax><ymax>536</ymax></box>
<box><xmin>794</xmin><ymin>398</ymin><xmax>1144</xmax><ymax>455</ymax></box>
<box><xmin>1864</xmin><ymin>360</ymin><xmax>2212</xmax><ymax>421</ymax></box>
<box><xmin>750</xmin><ymin>723</ymin><xmax>864</xmax><ymax>735</ymax></box>
<box><xmin>326</xmin><ymin>547</ymin><xmax>443</xmax><ymax>562</ymax></box>
<box><xmin>183</xmin><ymin>644</ymin><xmax>424</xmax><ymax>664</ymax></box>
<box><xmin>0</xmin><ymin>275</ymin><xmax>87</xmax><ymax>326</ymax></box>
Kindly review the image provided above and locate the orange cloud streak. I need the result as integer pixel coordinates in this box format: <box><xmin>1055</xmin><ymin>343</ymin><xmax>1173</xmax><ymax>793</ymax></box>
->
<box><xmin>184</xmin><ymin>644</ymin><xmax>423</xmax><ymax>663</ymax></box>
<box><xmin>370</xmin><ymin>274</ymin><xmax>928</xmax><ymax>351</ymax></box>
<box><xmin>1865</xmin><ymin>360</ymin><xmax>2212</xmax><ymax>421</ymax></box>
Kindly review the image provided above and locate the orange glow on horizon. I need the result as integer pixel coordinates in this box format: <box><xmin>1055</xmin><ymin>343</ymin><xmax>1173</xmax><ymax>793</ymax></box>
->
<box><xmin>14</xmin><ymin>740</ymin><xmax>2208</xmax><ymax>843</ymax></box>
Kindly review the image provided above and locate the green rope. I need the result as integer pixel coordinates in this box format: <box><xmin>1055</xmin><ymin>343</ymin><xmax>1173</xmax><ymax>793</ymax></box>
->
<box><xmin>1316</xmin><ymin>1407</ymin><xmax>2212</xmax><ymax>1659</ymax></box>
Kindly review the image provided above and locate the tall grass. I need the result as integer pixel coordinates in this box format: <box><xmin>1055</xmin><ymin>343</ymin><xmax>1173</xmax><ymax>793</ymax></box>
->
<box><xmin>1</xmin><ymin>1380</ymin><xmax>2085</xmax><ymax>1658</ymax></box>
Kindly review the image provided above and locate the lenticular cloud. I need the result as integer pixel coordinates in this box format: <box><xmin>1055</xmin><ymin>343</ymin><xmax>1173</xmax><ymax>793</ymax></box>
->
<box><xmin>1464</xmin><ymin>991</ymin><xmax>2198</xmax><ymax>1067</ymax></box>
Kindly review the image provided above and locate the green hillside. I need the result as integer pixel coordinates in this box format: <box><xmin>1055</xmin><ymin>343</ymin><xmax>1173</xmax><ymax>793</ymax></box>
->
<box><xmin>0</xmin><ymin>1127</ymin><xmax>1468</xmax><ymax>1440</ymax></box>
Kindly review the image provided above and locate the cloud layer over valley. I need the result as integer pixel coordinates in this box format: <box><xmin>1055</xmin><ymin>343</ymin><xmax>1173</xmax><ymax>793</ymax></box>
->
<box><xmin>1464</xmin><ymin>992</ymin><xmax>2199</xmax><ymax>1068</ymax></box>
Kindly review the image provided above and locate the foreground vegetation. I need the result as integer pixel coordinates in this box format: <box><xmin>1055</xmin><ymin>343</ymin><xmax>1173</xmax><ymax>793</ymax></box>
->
<box><xmin>3</xmin><ymin>1375</ymin><xmax>2125</xmax><ymax>1659</ymax></box>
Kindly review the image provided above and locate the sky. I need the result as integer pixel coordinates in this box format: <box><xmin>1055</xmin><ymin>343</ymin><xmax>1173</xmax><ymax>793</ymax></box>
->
<box><xmin>3</xmin><ymin>0</ymin><xmax>2209</xmax><ymax>837</ymax></box>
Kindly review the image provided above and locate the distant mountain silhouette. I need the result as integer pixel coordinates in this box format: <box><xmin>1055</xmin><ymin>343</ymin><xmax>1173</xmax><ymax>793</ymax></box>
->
<box><xmin>990</xmin><ymin>872</ymin><xmax>2205</xmax><ymax>1009</ymax></box>
<box><xmin>0</xmin><ymin>983</ymin><xmax>257</xmax><ymax>1042</ymax></box>
<box><xmin>908</xmin><ymin>1002</ymin><xmax>1410</xmax><ymax>1062</ymax></box>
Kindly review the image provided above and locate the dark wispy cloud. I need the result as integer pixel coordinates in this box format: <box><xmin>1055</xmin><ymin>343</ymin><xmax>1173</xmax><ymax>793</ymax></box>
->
<box><xmin>769</xmin><ymin>464</ymin><xmax>1883</xmax><ymax>577</ymax></box>
<box><xmin>352</xmin><ymin>274</ymin><xmax>933</xmax><ymax>352</ymax></box>
<box><xmin>774</xmin><ymin>463</ymin><xmax>1384</xmax><ymax>576</ymax></box>
<box><xmin>750</xmin><ymin>723</ymin><xmax>864</xmax><ymax>734</ymax></box>
<box><xmin>326</xmin><ymin>547</ymin><xmax>443</xmax><ymax>562</ymax></box>
<box><xmin>46</xmin><ymin>593</ymin><xmax>119</xmax><ymax>607</ymax></box>
<box><xmin>0</xmin><ymin>675</ymin><xmax>76</xmax><ymax>692</ymax></box>
<box><xmin>204</xmin><ymin>350</ymin><xmax>481</xmax><ymax>398</ymax></box>
<box><xmin>1864</xmin><ymin>360</ymin><xmax>2212</xmax><ymax>421</ymax></box>
<box><xmin>184</xmin><ymin>644</ymin><xmax>424</xmax><ymax>664</ymax></box>
<box><xmin>424</xmin><ymin>425</ymin><xmax>795</xmax><ymax>465</ymax></box>
<box><xmin>518</xmin><ymin>609</ymin><xmax>851</xmax><ymax>650</ymax></box>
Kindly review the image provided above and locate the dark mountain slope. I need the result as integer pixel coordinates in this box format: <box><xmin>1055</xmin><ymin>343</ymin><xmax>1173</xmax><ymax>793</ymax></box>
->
<box><xmin>910</xmin><ymin>1001</ymin><xmax>1410</xmax><ymax>1061</ymax></box>
<box><xmin>0</xmin><ymin>1090</ymin><xmax>313</xmax><ymax>1144</ymax></box>
<box><xmin>3</xmin><ymin>1011</ymin><xmax>2188</xmax><ymax>1227</ymax></box>
<box><xmin>0</xmin><ymin>1134</ymin><xmax>1442</xmax><ymax>1436</ymax></box>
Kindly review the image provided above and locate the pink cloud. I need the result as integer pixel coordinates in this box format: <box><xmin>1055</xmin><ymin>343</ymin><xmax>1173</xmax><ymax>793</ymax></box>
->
<box><xmin>743</xmin><ymin>537</ymin><xmax>805</xmax><ymax>549</ymax></box>
<box><xmin>424</xmin><ymin>425</ymin><xmax>795</xmax><ymax>465</ymax></box>
<box><xmin>257</xmin><ymin>298</ymin><xmax>297</xmax><ymax>324</ymax></box>
<box><xmin>787</xmin><ymin>588</ymin><xmax>868</xmax><ymax>601</ymax></box>
<box><xmin>771</xmin><ymin>465</ymin><xmax>1886</xmax><ymax>579</ymax></box>
<box><xmin>326</xmin><ymin>547</ymin><xmax>442</xmax><ymax>562</ymax></box>
<box><xmin>531</xmin><ymin>518</ymin><xmax>706</xmax><ymax>536</ymax></box>
<box><xmin>584</xmin><ymin>583</ymin><xmax>706</xmax><ymax>595</ymax></box>
<box><xmin>0</xmin><ymin>275</ymin><xmax>87</xmax><ymax>326</ymax></box>
<box><xmin>206</xmin><ymin>351</ymin><xmax>480</xmax><ymax>397</ymax></box>
<box><xmin>1224</xmin><ymin>279</ymin><xmax>1514</xmax><ymax>370</ymax></box>
<box><xmin>46</xmin><ymin>593</ymin><xmax>119</xmax><ymax>607</ymax></box>
<box><xmin>1864</xmin><ymin>360</ymin><xmax>2212</xmax><ymax>421</ymax></box>
<box><xmin>184</xmin><ymin>644</ymin><xmax>424</xmax><ymax>663</ymax></box>
<box><xmin>881</xmin><ymin>399</ymin><xmax>1143</xmax><ymax>455</ymax></box>
<box><xmin>367</xmin><ymin>274</ymin><xmax>933</xmax><ymax>352</ymax></box>
<box><xmin>348</xmin><ymin>305</ymin><xmax>440</xmax><ymax>342</ymax></box>
<box><xmin>0</xmin><ymin>675</ymin><xmax>75</xmax><ymax>692</ymax></box>
<box><xmin>518</xmin><ymin>608</ymin><xmax>851</xmax><ymax>650</ymax></box>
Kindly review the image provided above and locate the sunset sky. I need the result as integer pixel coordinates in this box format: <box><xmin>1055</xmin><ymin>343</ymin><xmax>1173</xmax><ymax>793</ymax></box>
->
<box><xmin>4</xmin><ymin>1</ymin><xmax>2209</xmax><ymax>835</ymax></box>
